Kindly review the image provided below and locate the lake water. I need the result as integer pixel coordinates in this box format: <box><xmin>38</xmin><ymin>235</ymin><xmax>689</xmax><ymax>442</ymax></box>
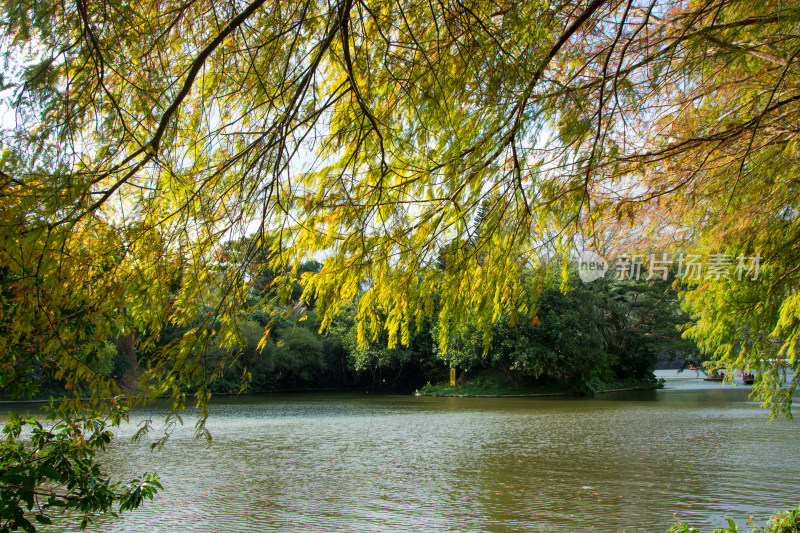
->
<box><xmin>6</xmin><ymin>370</ymin><xmax>800</xmax><ymax>532</ymax></box>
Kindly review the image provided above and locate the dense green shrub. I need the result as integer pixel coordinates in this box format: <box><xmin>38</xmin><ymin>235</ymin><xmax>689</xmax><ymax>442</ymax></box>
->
<box><xmin>275</xmin><ymin>326</ymin><xmax>325</xmax><ymax>386</ymax></box>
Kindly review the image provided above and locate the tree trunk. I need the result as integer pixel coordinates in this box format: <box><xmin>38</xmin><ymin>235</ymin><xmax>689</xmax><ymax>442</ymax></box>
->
<box><xmin>115</xmin><ymin>333</ymin><xmax>138</xmax><ymax>392</ymax></box>
<box><xmin>496</xmin><ymin>359</ymin><xmax>520</xmax><ymax>389</ymax></box>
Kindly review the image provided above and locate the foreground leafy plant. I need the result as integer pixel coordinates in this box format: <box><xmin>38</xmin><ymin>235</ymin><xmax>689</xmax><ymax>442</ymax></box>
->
<box><xmin>753</xmin><ymin>506</ymin><xmax>800</xmax><ymax>533</ymax></box>
<box><xmin>0</xmin><ymin>401</ymin><xmax>160</xmax><ymax>532</ymax></box>
<box><xmin>669</xmin><ymin>504</ymin><xmax>800</xmax><ymax>533</ymax></box>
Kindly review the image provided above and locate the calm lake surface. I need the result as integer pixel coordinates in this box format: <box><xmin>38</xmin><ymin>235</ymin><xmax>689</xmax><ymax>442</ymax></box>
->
<box><xmin>6</xmin><ymin>370</ymin><xmax>800</xmax><ymax>532</ymax></box>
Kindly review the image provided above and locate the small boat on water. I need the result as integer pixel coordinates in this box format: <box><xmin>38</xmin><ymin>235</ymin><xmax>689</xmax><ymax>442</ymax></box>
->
<box><xmin>698</xmin><ymin>364</ymin><xmax>755</xmax><ymax>384</ymax></box>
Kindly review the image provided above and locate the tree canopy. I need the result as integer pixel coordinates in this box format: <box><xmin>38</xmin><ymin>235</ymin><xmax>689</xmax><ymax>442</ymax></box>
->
<box><xmin>1</xmin><ymin>0</ymin><xmax>799</xmax><ymax>417</ymax></box>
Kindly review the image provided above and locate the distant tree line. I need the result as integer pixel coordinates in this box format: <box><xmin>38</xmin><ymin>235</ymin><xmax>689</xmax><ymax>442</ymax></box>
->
<box><xmin>17</xmin><ymin>248</ymin><xmax>697</xmax><ymax>398</ymax></box>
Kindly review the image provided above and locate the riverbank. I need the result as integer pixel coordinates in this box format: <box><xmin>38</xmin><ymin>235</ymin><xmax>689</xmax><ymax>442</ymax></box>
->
<box><xmin>414</xmin><ymin>376</ymin><xmax>663</xmax><ymax>397</ymax></box>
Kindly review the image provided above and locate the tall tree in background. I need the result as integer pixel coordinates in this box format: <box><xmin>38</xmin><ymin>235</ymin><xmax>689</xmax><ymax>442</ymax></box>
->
<box><xmin>1</xmin><ymin>0</ymin><xmax>799</xmax><ymax>417</ymax></box>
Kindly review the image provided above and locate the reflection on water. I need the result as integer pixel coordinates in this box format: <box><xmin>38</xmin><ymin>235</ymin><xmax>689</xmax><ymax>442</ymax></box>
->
<box><xmin>5</xmin><ymin>370</ymin><xmax>799</xmax><ymax>532</ymax></box>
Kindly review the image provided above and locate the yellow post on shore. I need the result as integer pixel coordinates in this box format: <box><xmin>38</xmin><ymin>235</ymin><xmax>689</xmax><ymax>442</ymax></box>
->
<box><xmin>450</xmin><ymin>368</ymin><xmax>456</xmax><ymax>386</ymax></box>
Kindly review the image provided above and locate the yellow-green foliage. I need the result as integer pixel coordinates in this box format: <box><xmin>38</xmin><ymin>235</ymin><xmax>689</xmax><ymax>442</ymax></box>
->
<box><xmin>1</xmin><ymin>0</ymin><xmax>799</xmax><ymax>419</ymax></box>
